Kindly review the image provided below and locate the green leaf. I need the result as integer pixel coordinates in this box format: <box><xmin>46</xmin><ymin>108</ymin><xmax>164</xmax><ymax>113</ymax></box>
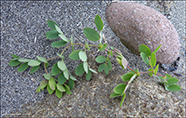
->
<box><xmin>89</xmin><ymin>68</ymin><xmax>98</xmax><ymax>74</ymax></box>
<box><xmin>36</xmin><ymin>86</ymin><xmax>40</xmax><ymax>93</ymax></box>
<box><xmin>28</xmin><ymin>60</ymin><xmax>41</xmax><ymax>66</ymax></box>
<box><xmin>59</xmin><ymin>34</ymin><xmax>69</xmax><ymax>42</ymax></box>
<box><xmin>36</xmin><ymin>56</ymin><xmax>47</xmax><ymax>63</ymax></box>
<box><xmin>43</xmin><ymin>73</ymin><xmax>51</xmax><ymax>80</ymax></box>
<box><xmin>153</xmin><ymin>45</ymin><xmax>161</xmax><ymax>54</ymax></box>
<box><xmin>64</xmin><ymin>84</ymin><xmax>72</xmax><ymax>95</ymax></box>
<box><xmin>47</xmin><ymin>20</ymin><xmax>58</xmax><ymax>30</ymax></box>
<box><xmin>57</xmin><ymin>61</ymin><xmax>66</xmax><ymax>71</ymax></box>
<box><xmin>98</xmin><ymin>63</ymin><xmax>105</xmax><ymax>72</ymax></box>
<box><xmin>139</xmin><ymin>44</ymin><xmax>151</xmax><ymax>57</ymax></box>
<box><xmin>95</xmin><ymin>14</ymin><xmax>104</xmax><ymax>31</ymax></box>
<box><xmin>49</xmin><ymin>77</ymin><xmax>56</xmax><ymax>90</ymax></box>
<box><xmin>63</xmin><ymin>69</ymin><xmax>69</xmax><ymax>80</ymax></box>
<box><xmin>58</xmin><ymin>73</ymin><xmax>67</xmax><ymax>85</ymax></box>
<box><xmin>104</xmin><ymin>64</ymin><xmax>109</xmax><ymax>74</ymax></box>
<box><xmin>140</xmin><ymin>52</ymin><xmax>150</xmax><ymax>66</ymax></box>
<box><xmin>17</xmin><ymin>62</ymin><xmax>29</xmax><ymax>72</ymax></box>
<box><xmin>113</xmin><ymin>83</ymin><xmax>126</xmax><ymax>95</ymax></box>
<box><xmin>40</xmin><ymin>80</ymin><xmax>47</xmax><ymax>89</ymax></box>
<box><xmin>121</xmin><ymin>57</ymin><xmax>128</xmax><ymax>69</ymax></box>
<box><xmin>46</xmin><ymin>30</ymin><xmax>59</xmax><ymax>39</ymax></box>
<box><xmin>165</xmin><ymin>74</ymin><xmax>172</xmax><ymax>79</ymax></box>
<box><xmin>56</xmin><ymin>89</ymin><xmax>63</xmax><ymax>98</ymax></box>
<box><xmin>154</xmin><ymin>64</ymin><xmax>159</xmax><ymax>75</ymax></box>
<box><xmin>167</xmin><ymin>85</ymin><xmax>181</xmax><ymax>92</ymax></box>
<box><xmin>83</xmin><ymin>28</ymin><xmax>100</xmax><ymax>41</ymax></box>
<box><xmin>70</xmin><ymin>76</ymin><xmax>77</xmax><ymax>81</ymax></box>
<box><xmin>108</xmin><ymin>58</ymin><xmax>112</xmax><ymax>71</ymax></box>
<box><xmin>57</xmin><ymin>83</ymin><xmax>66</xmax><ymax>92</ymax></box>
<box><xmin>51</xmin><ymin>40</ymin><xmax>67</xmax><ymax>48</ymax></box>
<box><xmin>167</xmin><ymin>78</ymin><xmax>179</xmax><ymax>85</ymax></box>
<box><xmin>148</xmin><ymin>68</ymin><xmax>154</xmax><ymax>77</ymax></box>
<box><xmin>83</xmin><ymin>62</ymin><xmax>88</xmax><ymax>74</ymax></box>
<box><xmin>18</xmin><ymin>58</ymin><xmax>31</xmax><ymax>62</ymax></box>
<box><xmin>86</xmin><ymin>70</ymin><xmax>92</xmax><ymax>81</ymax></box>
<box><xmin>47</xmin><ymin>84</ymin><xmax>54</xmax><ymax>94</ymax></box>
<box><xmin>55</xmin><ymin>25</ymin><xmax>63</xmax><ymax>34</ymax></box>
<box><xmin>9</xmin><ymin>60</ymin><xmax>21</xmax><ymax>66</ymax></box>
<box><xmin>30</xmin><ymin>66</ymin><xmax>39</xmax><ymax>74</ymax></box>
<box><xmin>158</xmin><ymin>76</ymin><xmax>164</xmax><ymax>81</ymax></box>
<box><xmin>51</xmin><ymin>63</ymin><xmax>61</xmax><ymax>76</ymax></box>
<box><xmin>120</xmin><ymin>93</ymin><xmax>126</xmax><ymax>107</ymax></box>
<box><xmin>121</xmin><ymin>72</ymin><xmax>134</xmax><ymax>82</ymax></box>
<box><xmin>95</xmin><ymin>56</ymin><xmax>106</xmax><ymax>63</ymax></box>
<box><xmin>75</xmin><ymin>63</ymin><xmax>85</xmax><ymax>76</ymax></box>
<box><xmin>150</xmin><ymin>52</ymin><xmax>156</xmax><ymax>67</ymax></box>
<box><xmin>69</xmin><ymin>50</ymin><xmax>81</xmax><ymax>60</ymax></box>
<box><xmin>110</xmin><ymin>92</ymin><xmax>122</xmax><ymax>98</ymax></box>
<box><xmin>69</xmin><ymin>79</ymin><xmax>74</xmax><ymax>90</ymax></box>
<box><xmin>79</xmin><ymin>51</ymin><xmax>87</xmax><ymax>62</ymax></box>
<box><xmin>11</xmin><ymin>54</ymin><xmax>20</xmax><ymax>59</ymax></box>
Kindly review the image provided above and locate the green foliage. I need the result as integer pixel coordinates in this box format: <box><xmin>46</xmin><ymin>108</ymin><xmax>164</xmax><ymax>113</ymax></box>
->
<box><xmin>9</xmin><ymin>15</ymin><xmax>181</xmax><ymax>107</ymax></box>
<box><xmin>121</xmin><ymin>73</ymin><xmax>134</xmax><ymax>82</ymax></box>
<box><xmin>51</xmin><ymin>40</ymin><xmax>67</xmax><ymax>48</ymax></box>
<box><xmin>57</xmin><ymin>61</ymin><xmax>66</xmax><ymax>71</ymax></box>
<box><xmin>83</xmin><ymin>28</ymin><xmax>100</xmax><ymax>41</ymax></box>
<box><xmin>113</xmin><ymin>83</ymin><xmax>126</xmax><ymax>95</ymax></box>
<box><xmin>140</xmin><ymin>52</ymin><xmax>150</xmax><ymax>66</ymax></box>
<box><xmin>69</xmin><ymin>50</ymin><xmax>81</xmax><ymax>60</ymax></box>
<box><xmin>43</xmin><ymin>73</ymin><xmax>51</xmax><ymax>80</ymax></box>
<box><xmin>18</xmin><ymin>62</ymin><xmax>29</xmax><ymax>72</ymax></box>
<box><xmin>139</xmin><ymin>44</ymin><xmax>151</xmax><ymax>57</ymax></box>
<box><xmin>95</xmin><ymin>14</ymin><xmax>104</xmax><ymax>31</ymax></box>
<box><xmin>47</xmin><ymin>20</ymin><xmax>58</xmax><ymax>30</ymax></box>
<box><xmin>9</xmin><ymin>60</ymin><xmax>21</xmax><ymax>66</ymax></box>
<box><xmin>51</xmin><ymin>63</ymin><xmax>61</xmax><ymax>76</ymax></box>
<box><xmin>95</xmin><ymin>56</ymin><xmax>106</xmax><ymax>63</ymax></box>
<box><xmin>75</xmin><ymin>63</ymin><xmax>85</xmax><ymax>76</ymax></box>
<box><xmin>79</xmin><ymin>51</ymin><xmax>87</xmax><ymax>62</ymax></box>
<box><xmin>28</xmin><ymin>60</ymin><xmax>41</xmax><ymax>66</ymax></box>
<box><xmin>30</xmin><ymin>66</ymin><xmax>39</xmax><ymax>74</ymax></box>
<box><xmin>58</xmin><ymin>73</ymin><xmax>67</xmax><ymax>85</ymax></box>
<box><xmin>46</xmin><ymin>30</ymin><xmax>59</xmax><ymax>39</ymax></box>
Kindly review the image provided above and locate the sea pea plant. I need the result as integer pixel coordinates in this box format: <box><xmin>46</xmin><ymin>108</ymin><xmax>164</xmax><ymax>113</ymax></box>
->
<box><xmin>9</xmin><ymin>15</ymin><xmax>181</xmax><ymax>106</ymax></box>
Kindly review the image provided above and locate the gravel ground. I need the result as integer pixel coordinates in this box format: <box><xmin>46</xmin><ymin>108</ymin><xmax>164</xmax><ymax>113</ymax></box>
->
<box><xmin>1</xmin><ymin>1</ymin><xmax>185</xmax><ymax>117</ymax></box>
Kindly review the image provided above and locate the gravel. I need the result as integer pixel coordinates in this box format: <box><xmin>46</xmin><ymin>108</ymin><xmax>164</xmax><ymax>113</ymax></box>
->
<box><xmin>1</xmin><ymin>1</ymin><xmax>185</xmax><ymax>117</ymax></box>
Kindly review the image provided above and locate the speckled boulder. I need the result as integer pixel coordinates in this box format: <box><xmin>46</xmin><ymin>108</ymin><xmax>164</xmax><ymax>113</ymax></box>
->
<box><xmin>106</xmin><ymin>2</ymin><xmax>181</xmax><ymax>64</ymax></box>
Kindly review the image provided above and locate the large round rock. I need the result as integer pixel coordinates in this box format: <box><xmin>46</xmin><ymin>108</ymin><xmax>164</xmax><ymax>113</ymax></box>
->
<box><xmin>106</xmin><ymin>2</ymin><xmax>181</xmax><ymax>64</ymax></box>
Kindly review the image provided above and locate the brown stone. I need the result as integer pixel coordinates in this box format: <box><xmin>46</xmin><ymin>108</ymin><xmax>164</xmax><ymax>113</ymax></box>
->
<box><xmin>106</xmin><ymin>2</ymin><xmax>181</xmax><ymax>64</ymax></box>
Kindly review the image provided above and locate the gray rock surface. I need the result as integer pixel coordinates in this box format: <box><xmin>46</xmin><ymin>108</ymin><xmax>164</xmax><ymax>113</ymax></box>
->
<box><xmin>1</xmin><ymin>1</ymin><xmax>185</xmax><ymax>117</ymax></box>
<box><xmin>106</xmin><ymin>1</ymin><xmax>181</xmax><ymax>64</ymax></box>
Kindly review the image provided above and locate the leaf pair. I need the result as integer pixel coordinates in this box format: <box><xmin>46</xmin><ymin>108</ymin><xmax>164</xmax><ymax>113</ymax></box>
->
<box><xmin>46</xmin><ymin>20</ymin><xmax>70</xmax><ymax>44</ymax></box>
<box><xmin>75</xmin><ymin>63</ymin><xmax>96</xmax><ymax>80</ymax></box>
<box><xmin>139</xmin><ymin>44</ymin><xmax>161</xmax><ymax>67</ymax></box>
<box><xmin>96</xmin><ymin>56</ymin><xmax>112</xmax><ymax>74</ymax></box>
<box><xmin>159</xmin><ymin>74</ymin><xmax>181</xmax><ymax>92</ymax></box>
<box><xmin>9</xmin><ymin>54</ymin><xmax>48</xmax><ymax>74</ymax></box>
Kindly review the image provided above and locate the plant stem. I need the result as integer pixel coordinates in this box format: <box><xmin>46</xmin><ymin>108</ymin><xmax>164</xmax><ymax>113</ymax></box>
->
<box><xmin>126</xmin><ymin>65</ymin><xmax>136</xmax><ymax>73</ymax></box>
<box><xmin>46</xmin><ymin>56</ymin><xmax>59</xmax><ymax>61</ymax></box>
<box><xmin>44</xmin><ymin>63</ymin><xmax>48</xmax><ymax>74</ymax></box>
<box><xmin>61</xmin><ymin>44</ymin><xmax>72</xmax><ymax>55</ymax></box>
<box><xmin>140</xmin><ymin>71</ymin><xmax>153</xmax><ymax>74</ymax></box>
